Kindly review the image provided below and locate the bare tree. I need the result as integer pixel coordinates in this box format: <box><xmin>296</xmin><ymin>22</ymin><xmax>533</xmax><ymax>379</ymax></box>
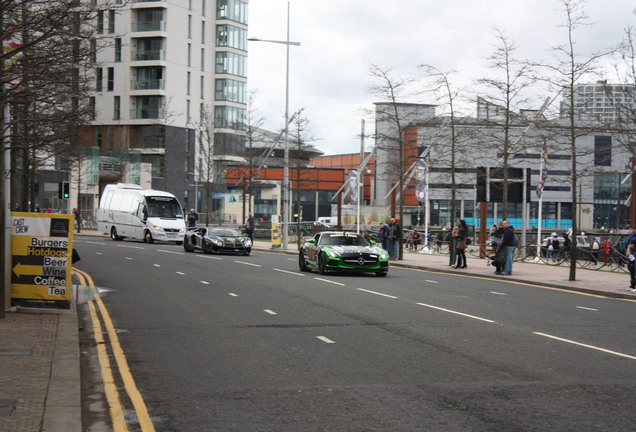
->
<box><xmin>531</xmin><ymin>0</ymin><xmax>611</xmax><ymax>281</ymax></box>
<box><xmin>478</xmin><ymin>28</ymin><xmax>537</xmax><ymax>218</ymax></box>
<box><xmin>367</xmin><ymin>62</ymin><xmax>419</xmax><ymax>260</ymax></box>
<box><xmin>241</xmin><ymin>91</ymin><xmax>265</xmax><ymax>217</ymax></box>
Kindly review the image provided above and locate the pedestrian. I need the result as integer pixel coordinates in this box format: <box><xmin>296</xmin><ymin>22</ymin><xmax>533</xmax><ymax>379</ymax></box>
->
<box><xmin>489</xmin><ymin>223</ymin><xmax>497</xmax><ymax>237</ymax></box>
<box><xmin>453</xmin><ymin>219</ymin><xmax>468</xmax><ymax>269</ymax></box>
<box><xmin>245</xmin><ymin>212</ymin><xmax>255</xmax><ymax>242</ymax></box>
<box><xmin>379</xmin><ymin>221</ymin><xmax>388</xmax><ymax>251</ymax></box>
<box><xmin>387</xmin><ymin>217</ymin><xmax>401</xmax><ymax>260</ymax></box>
<box><xmin>601</xmin><ymin>238</ymin><xmax>611</xmax><ymax>264</ymax></box>
<box><xmin>187</xmin><ymin>208</ymin><xmax>198</xmax><ymax>230</ymax></box>
<box><xmin>629</xmin><ymin>244</ymin><xmax>636</xmax><ymax>292</ymax></box>
<box><xmin>562</xmin><ymin>231</ymin><xmax>571</xmax><ymax>260</ymax></box>
<box><xmin>35</xmin><ymin>203</ymin><xmax>40</xmax><ymax>213</ymax></box>
<box><xmin>449</xmin><ymin>227</ymin><xmax>459</xmax><ymax>266</ymax></box>
<box><xmin>616</xmin><ymin>236</ymin><xmax>627</xmax><ymax>266</ymax></box>
<box><xmin>547</xmin><ymin>234</ymin><xmax>559</xmax><ymax>262</ymax></box>
<box><xmin>500</xmin><ymin>219</ymin><xmax>517</xmax><ymax>275</ymax></box>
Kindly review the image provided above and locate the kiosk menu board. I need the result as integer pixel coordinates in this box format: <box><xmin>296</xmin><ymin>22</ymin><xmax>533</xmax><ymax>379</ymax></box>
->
<box><xmin>10</xmin><ymin>213</ymin><xmax>74</xmax><ymax>309</ymax></box>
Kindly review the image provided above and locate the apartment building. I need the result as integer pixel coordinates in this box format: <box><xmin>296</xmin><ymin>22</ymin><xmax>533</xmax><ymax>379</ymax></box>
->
<box><xmin>560</xmin><ymin>81</ymin><xmax>636</xmax><ymax>123</ymax></box>
<box><xmin>76</xmin><ymin>0</ymin><xmax>248</xmax><ymax>216</ymax></box>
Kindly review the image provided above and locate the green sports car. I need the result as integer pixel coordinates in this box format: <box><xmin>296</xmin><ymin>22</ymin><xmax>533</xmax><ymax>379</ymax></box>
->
<box><xmin>298</xmin><ymin>231</ymin><xmax>389</xmax><ymax>277</ymax></box>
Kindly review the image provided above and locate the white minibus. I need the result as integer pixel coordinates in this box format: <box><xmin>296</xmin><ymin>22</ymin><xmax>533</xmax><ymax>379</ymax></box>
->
<box><xmin>97</xmin><ymin>184</ymin><xmax>186</xmax><ymax>244</ymax></box>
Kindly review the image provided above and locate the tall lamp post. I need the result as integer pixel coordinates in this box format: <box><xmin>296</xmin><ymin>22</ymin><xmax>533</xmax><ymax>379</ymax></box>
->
<box><xmin>248</xmin><ymin>1</ymin><xmax>300</xmax><ymax>249</ymax></box>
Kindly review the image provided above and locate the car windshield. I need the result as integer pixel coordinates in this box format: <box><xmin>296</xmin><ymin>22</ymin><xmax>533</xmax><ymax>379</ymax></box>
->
<box><xmin>319</xmin><ymin>233</ymin><xmax>369</xmax><ymax>247</ymax></box>
<box><xmin>146</xmin><ymin>197</ymin><xmax>184</xmax><ymax>218</ymax></box>
<box><xmin>208</xmin><ymin>229</ymin><xmax>241</xmax><ymax>237</ymax></box>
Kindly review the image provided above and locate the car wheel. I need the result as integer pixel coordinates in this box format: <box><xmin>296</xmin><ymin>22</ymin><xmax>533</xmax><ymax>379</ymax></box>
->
<box><xmin>201</xmin><ymin>239</ymin><xmax>209</xmax><ymax>254</ymax></box>
<box><xmin>110</xmin><ymin>227</ymin><xmax>121</xmax><ymax>241</ymax></box>
<box><xmin>184</xmin><ymin>237</ymin><xmax>192</xmax><ymax>252</ymax></box>
<box><xmin>376</xmin><ymin>271</ymin><xmax>388</xmax><ymax>277</ymax></box>
<box><xmin>144</xmin><ymin>230</ymin><xmax>153</xmax><ymax>244</ymax></box>
<box><xmin>318</xmin><ymin>253</ymin><xmax>327</xmax><ymax>275</ymax></box>
<box><xmin>299</xmin><ymin>252</ymin><xmax>309</xmax><ymax>272</ymax></box>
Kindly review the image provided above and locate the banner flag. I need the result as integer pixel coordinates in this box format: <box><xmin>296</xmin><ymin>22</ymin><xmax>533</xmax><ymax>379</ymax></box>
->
<box><xmin>415</xmin><ymin>158</ymin><xmax>426</xmax><ymax>203</ymax></box>
<box><xmin>349</xmin><ymin>169</ymin><xmax>358</xmax><ymax>205</ymax></box>
<box><xmin>536</xmin><ymin>144</ymin><xmax>548</xmax><ymax>198</ymax></box>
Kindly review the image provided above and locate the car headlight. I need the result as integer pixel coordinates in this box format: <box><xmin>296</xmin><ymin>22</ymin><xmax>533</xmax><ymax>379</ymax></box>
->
<box><xmin>242</xmin><ymin>238</ymin><xmax>252</xmax><ymax>247</ymax></box>
<box><xmin>327</xmin><ymin>249</ymin><xmax>339</xmax><ymax>258</ymax></box>
<box><xmin>152</xmin><ymin>225</ymin><xmax>164</xmax><ymax>232</ymax></box>
<box><xmin>380</xmin><ymin>250</ymin><xmax>388</xmax><ymax>260</ymax></box>
<box><xmin>211</xmin><ymin>237</ymin><xmax>223</xmax><ymax>246</ymax></box>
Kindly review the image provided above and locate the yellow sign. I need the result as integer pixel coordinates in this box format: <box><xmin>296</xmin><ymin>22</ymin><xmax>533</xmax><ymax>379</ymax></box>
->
<box><xmin>10</xmin><ymin>213</ymin><xmax>74</xmax><ymax>309</ymax></box>
<box><xmin>271</xmin><ymin>214</ymin><xmax>281</xmax><ymax>247</ymax></box>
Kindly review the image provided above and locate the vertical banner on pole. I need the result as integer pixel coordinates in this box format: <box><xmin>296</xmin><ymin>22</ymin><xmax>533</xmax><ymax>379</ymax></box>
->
<box><xmin>10</xmin><ymin>213</ymin><xmax>74</xmax><ymax>309</ymax></box>
<box><xmin>348</xmin><ymin>169</ymin><xmax>358</xmax><ymax>205</ymax></box>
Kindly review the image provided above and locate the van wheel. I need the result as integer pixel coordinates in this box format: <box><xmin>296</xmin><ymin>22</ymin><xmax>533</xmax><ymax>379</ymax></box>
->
<box><xmin>110</xmin><ymin>227</ymin><xmax>121</xmax><ymax>241</ymax></box>
<box><xmin>144</xmin><ymin>230</ymin><xmax>154</xmax><ymax>244</ymax></box>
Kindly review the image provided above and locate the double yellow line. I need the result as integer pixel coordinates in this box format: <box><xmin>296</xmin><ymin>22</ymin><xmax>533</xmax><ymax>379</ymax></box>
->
<box><xmin>73</xmin><ymin>268</ymin><xmax>156</xmax><ymax>432</ymax></box>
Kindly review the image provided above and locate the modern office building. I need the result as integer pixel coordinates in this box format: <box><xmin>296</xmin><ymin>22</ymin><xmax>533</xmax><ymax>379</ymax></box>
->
<box><xmin>73</xmin><ymin>0</ymin><xmax>248</xmax><ymax>218</ymax></box>
<box><xmin>560</xmin><ymin>81</ymin><xmax>636</xmax><ymax>123</ymax></box>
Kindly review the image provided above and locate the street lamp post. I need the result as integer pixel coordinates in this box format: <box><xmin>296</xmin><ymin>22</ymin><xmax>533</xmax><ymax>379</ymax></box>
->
<box><xmin>248</xmin><ymin>1</ymin><xmax>300</xmax><ymax>250</ymax></box>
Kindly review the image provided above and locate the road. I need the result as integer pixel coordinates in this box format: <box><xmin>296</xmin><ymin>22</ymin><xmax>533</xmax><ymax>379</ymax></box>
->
<box><xmin>74</xmin><ymin>235</ymin><xmax>636</xmax><ymax>432</ymax></box>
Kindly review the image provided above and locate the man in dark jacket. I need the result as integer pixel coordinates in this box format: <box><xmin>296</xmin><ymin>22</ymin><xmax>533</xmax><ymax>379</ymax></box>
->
<box><xmin>500</xmin><ymin>220</ymin><xmax>517</xmax><ymax>275</ymax></box>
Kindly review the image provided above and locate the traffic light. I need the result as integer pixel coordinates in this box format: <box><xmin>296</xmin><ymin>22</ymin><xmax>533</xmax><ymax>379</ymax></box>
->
<box><xmin>58</xmin><ymin>181</ymin><xmax>70</xmax><ymax>199</ymax></box>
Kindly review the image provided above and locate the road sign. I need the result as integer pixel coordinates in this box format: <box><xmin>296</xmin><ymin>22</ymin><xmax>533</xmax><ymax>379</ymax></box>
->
<box><xmin>10</xmin><ymin>213</ymin><xmax>74</xmax><ymax>309</ymax></box>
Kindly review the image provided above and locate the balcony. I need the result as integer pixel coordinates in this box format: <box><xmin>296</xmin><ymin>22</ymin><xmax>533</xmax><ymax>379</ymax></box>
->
<box><xmin>130</xmin><ymin>107</ymin><xmax>164</xmax><ymax>120</ymax></box>
<box><xmin>131</xmin><ymin>49</ymin><xmax>165</xmax><ymax>61</ymax></box>
<box><xmin>132</xmin><ymin>20</ymin><xmax>165</xmax><ymax>32</ymax></box>
<box><xmin>131</xmin><ymin>78</ymin><xmax>165</xmax><ymax>91</ymax></box>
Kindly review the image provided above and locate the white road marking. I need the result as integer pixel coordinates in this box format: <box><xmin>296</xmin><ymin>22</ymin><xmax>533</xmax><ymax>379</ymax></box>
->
<box><xmin>86</xmin><ymin>241</ymin><xmax>104</xmax><ymax>245</ymax></box>
<box><xmin>576</xmin><ymin>306</ymin><xmax>598</xmax><ymax>311</ymax></box>
<box><xmin>235</xmin><ymin>261</ymin><xmax>261</xmax><ymax>267</ymax></box>
<box><xmin>264</xmin><ymin>309</ymin><xmax>277</xmax><ymax>315</ymax></box>
<box><xmin>490</xmin><ymin>291</ymin><xmax>507</xmax><ymax>296</ymax></box>
<box><xmin>272</xmin><ymin>268</ymin><xmax>305</xmax><ymax>276</ymax></box>
<box><xmin>200</xmin><ymin>281</ymin><xmax>210</xmax><ymax>285</ymax></box>
<box><xmin>125</xmin><ymin>257</ymin><xmax>133</xmax><ymax>260</ymax></box>
<box><xmin>228</xmin><ymin>293</ymin><xmax>238</xmax><ymax>297</ymax></box>
<box><xmin>96</xmin><ymin>252</ymin><xmax>103</xmax><ymax>255</ymax></box>
<box><xmin>117</xmin><ymin>245</ymin><xmax>144</xmax><ymax>249</ymax></box>
<box><xmin>176</xmin><ymin>271</ymin><xmax>185</xmax><ymax>275</ymax></box>
<box><xmin>534</xmin><ymin>332</ymin><xmax>636</xmax><ymax>360</ymax></box>
<box><xmin>314</xmin><ymin>277</ymin><xmax>345</xmax><ymax>286</ymax></box>
<box><xmin>153</xmin><ymin>264</ymin><xmax>161</xmax><ymax>268</ymax></box>
<box><xmin>357</xmin><ymin>288</ymin><xmax>397</xmax><ymax>299</ymax></box>
<box><xmin>416</xmin><ymin>303</ymin><xmax>496</xmax><ymax>323</ymax></box>
<box><xmin>158</xmin><ymin>249</ymin><xmax>184</xmax><ymax>255</ymax></box>
<box><xmin>196</xmin><ymin>255</ymin><xmax>222</xmax><ymax>260</ymax></box>
<box><xmin>425</xmin><ymin>280</ymin><xmax>439</xmax><ymax>284</ymax></box>
<box><xmin>317</xmin><ymin>336</ymin><xmax>335</xmax><ymax>344</ymax></box>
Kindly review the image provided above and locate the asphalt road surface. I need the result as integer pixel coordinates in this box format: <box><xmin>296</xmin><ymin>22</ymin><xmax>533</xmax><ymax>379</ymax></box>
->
<box><xmin>74</xmin><ymin>235</ymin><xmax>636</xmax><ymax>432</ymax></box>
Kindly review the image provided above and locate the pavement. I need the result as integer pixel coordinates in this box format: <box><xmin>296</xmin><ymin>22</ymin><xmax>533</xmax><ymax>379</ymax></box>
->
<box><xmin>1</xmin><ymin>230</ymin><xmax>634</xmax><ymax>431</ymax></box>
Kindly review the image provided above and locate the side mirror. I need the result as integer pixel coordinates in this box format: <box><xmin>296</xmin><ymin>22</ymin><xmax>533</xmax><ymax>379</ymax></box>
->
<box><xmin>369</xmin><ymin>240</ymin><xmax>376</xmax><ymax>245</ymax></box>
<box><xmin>308</xmin><ymin>238</ymin><xmax>317</xmax><ymax>244</ymax></box>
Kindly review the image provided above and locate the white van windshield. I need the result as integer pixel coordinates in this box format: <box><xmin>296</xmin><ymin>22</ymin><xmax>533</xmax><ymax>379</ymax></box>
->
<box><xmin>146</xmin><ymin>196</ymin><xmax>184</xmax><ymax>218</ymax></box>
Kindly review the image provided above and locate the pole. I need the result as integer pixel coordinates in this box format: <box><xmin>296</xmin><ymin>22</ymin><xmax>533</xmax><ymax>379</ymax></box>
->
<box><xmin>357</xmin><ymin>119</ymin><xmax>364</xmax><ymax>233</ymax></box>
<box><xmin>2</xmin><ymin>102</ymin><xmax>10</xmax><ymax>313</ymax></box>
<box><xmin>282</xmin><ymin>0</ymin><xmax>291</xmax><ymax>249</ymax></box>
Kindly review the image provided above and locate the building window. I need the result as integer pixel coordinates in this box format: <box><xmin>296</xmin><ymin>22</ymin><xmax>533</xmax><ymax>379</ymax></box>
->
<box><xmin>188</xmin><ymin>15</ymin><xmax>192</xmax><ymax>39</ymax></box>
<box><xmin>187</xmin><ymin>43</ymin><xmax>191</xmax><ymax>67</ymax></box>
<box><xmin>594</xmin><ymin>136</ymin><xmax>611</xmax><ymax>166</ymax></box>
<box><xmin>107</xmin><ymin>67</ymin><xmax>114</xmax><ymax>91</ymax></box>
<box><xmin>217</xmin><ymin>0</ymin><xmax>248</xmax><ymax>24</ymax></box>
<box><xmin>201</xmin><ymin>48</ymin><xmax>205</xmax><ymax>71</ymax></box>
<box><xmin>185</xmin><ymin>130</ymin><xmax>191</xmax><ymax>152</ymax></box>
<box><xmin>106</xmin><ymin>125</ymin><xmax>114</xmax><ymax>149</ymax></box>
<box><xmin>90</xmin><ymin>39</ymin><xmax>97</xmax><ymax>62</ymax></box>
<box><xmin>115</xmin><ymin>38</ymin><xmax>121</xmax><ymax>62</ymax></box>
<box><xmin>108</xmin><ymin>10</ymin><xmax>115</xmax><ymax>33</ymax></box>
<box><xmin>216</xmin><ymin>24</ymin><xmax>247</xmax><ymax>50</ymax></box>
<box><xmin>215</xmin><ymin>78</ymin><xmax>246</xmax><ymax>103</ymax></box>
<box><xmin>89</xmin><ymin>97</ymin><xmax>96</xmax><ymax>120</ymax></box>
<box><xmin>200</xmin><ymin>75</ymin><xmax>204</xmax><ymax>99</ymax></box>
<box><xmin>187</xmin><ymin>100</ymin><xmax>191</xmax><ymax>122</ymax></box>
<box><xmin>202</xmin><ymin>0</ymin><xmax>206</xmax><ymax>16</ymax></box>
<box><xmin>201</xmin><ymin>21</ymin><xmax>205</xmax><ymax>44</ymax></box>
<box><xmin>96</xmin><ymin>68</ymin><xmax>103</xmax><ymax>91</ymax></box>
<box><xmin>215</xmin><ymin>51</ymin><xmax>247</xmax><ymax>77</ymax></box>
<box><xmin>97</xmin><ymin>10</ymin><xmax>104</xmax><ymax>34</ymax></box>
<box><xmin>114</xmin><ymin>96</ymin><xmax>120</xmax><ymax>120</ymax></box>
<box><xmin>214</xmin><ymin>105</ymin><xmax>245</xmax><ymax>129</ymax></box>
<box><xmin>187</xmin><ymin>71</ymin><xmax>191</xmax><ymax>96</ymax></box>
<box><xmin>96</xmin><ymin>125</ymin><xmax>102</xmax><ymax>147</ymax></box>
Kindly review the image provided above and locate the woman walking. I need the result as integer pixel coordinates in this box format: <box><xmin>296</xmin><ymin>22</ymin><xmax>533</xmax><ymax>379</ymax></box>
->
<box><xmin>454</xmin><ymin>219</ymin><xmax>468</xmax><ymax>269</ymax></box>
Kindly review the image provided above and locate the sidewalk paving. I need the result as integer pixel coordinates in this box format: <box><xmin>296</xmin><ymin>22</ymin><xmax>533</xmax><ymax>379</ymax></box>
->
<box><xmin>1</xmin><ymin>231</ymin><xmax>633</xmax><ymax>432</ymax></box>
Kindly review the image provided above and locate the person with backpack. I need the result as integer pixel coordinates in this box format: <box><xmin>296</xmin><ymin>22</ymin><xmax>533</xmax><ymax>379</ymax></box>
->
<box><xmin>500</xmin><ymin>220</ymin><xmax>517</xmax><ymax>275</ymax></box>
<box><xmin>616</xmin><ymin>236</ymin><xmax>627</xmax><ymax>266</ymax></box>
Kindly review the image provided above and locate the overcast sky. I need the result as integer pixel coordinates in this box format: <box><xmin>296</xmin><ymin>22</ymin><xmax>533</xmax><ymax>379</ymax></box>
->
<box><xmin>246</xmin><ymin>0</ymin><xmax>635</xmax><ymax>156</ymax></box>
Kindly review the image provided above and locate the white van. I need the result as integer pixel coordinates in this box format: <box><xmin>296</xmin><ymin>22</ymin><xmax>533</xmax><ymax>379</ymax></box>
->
<box><xmin>316</xmin><ymin>217</ymin><xmax>337</xmax><ymax>227</ymax></box>
<box><xmin>97</xmin><ymin>184</ymin><xmax>186</xmax><ymax>244</ymax></box>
